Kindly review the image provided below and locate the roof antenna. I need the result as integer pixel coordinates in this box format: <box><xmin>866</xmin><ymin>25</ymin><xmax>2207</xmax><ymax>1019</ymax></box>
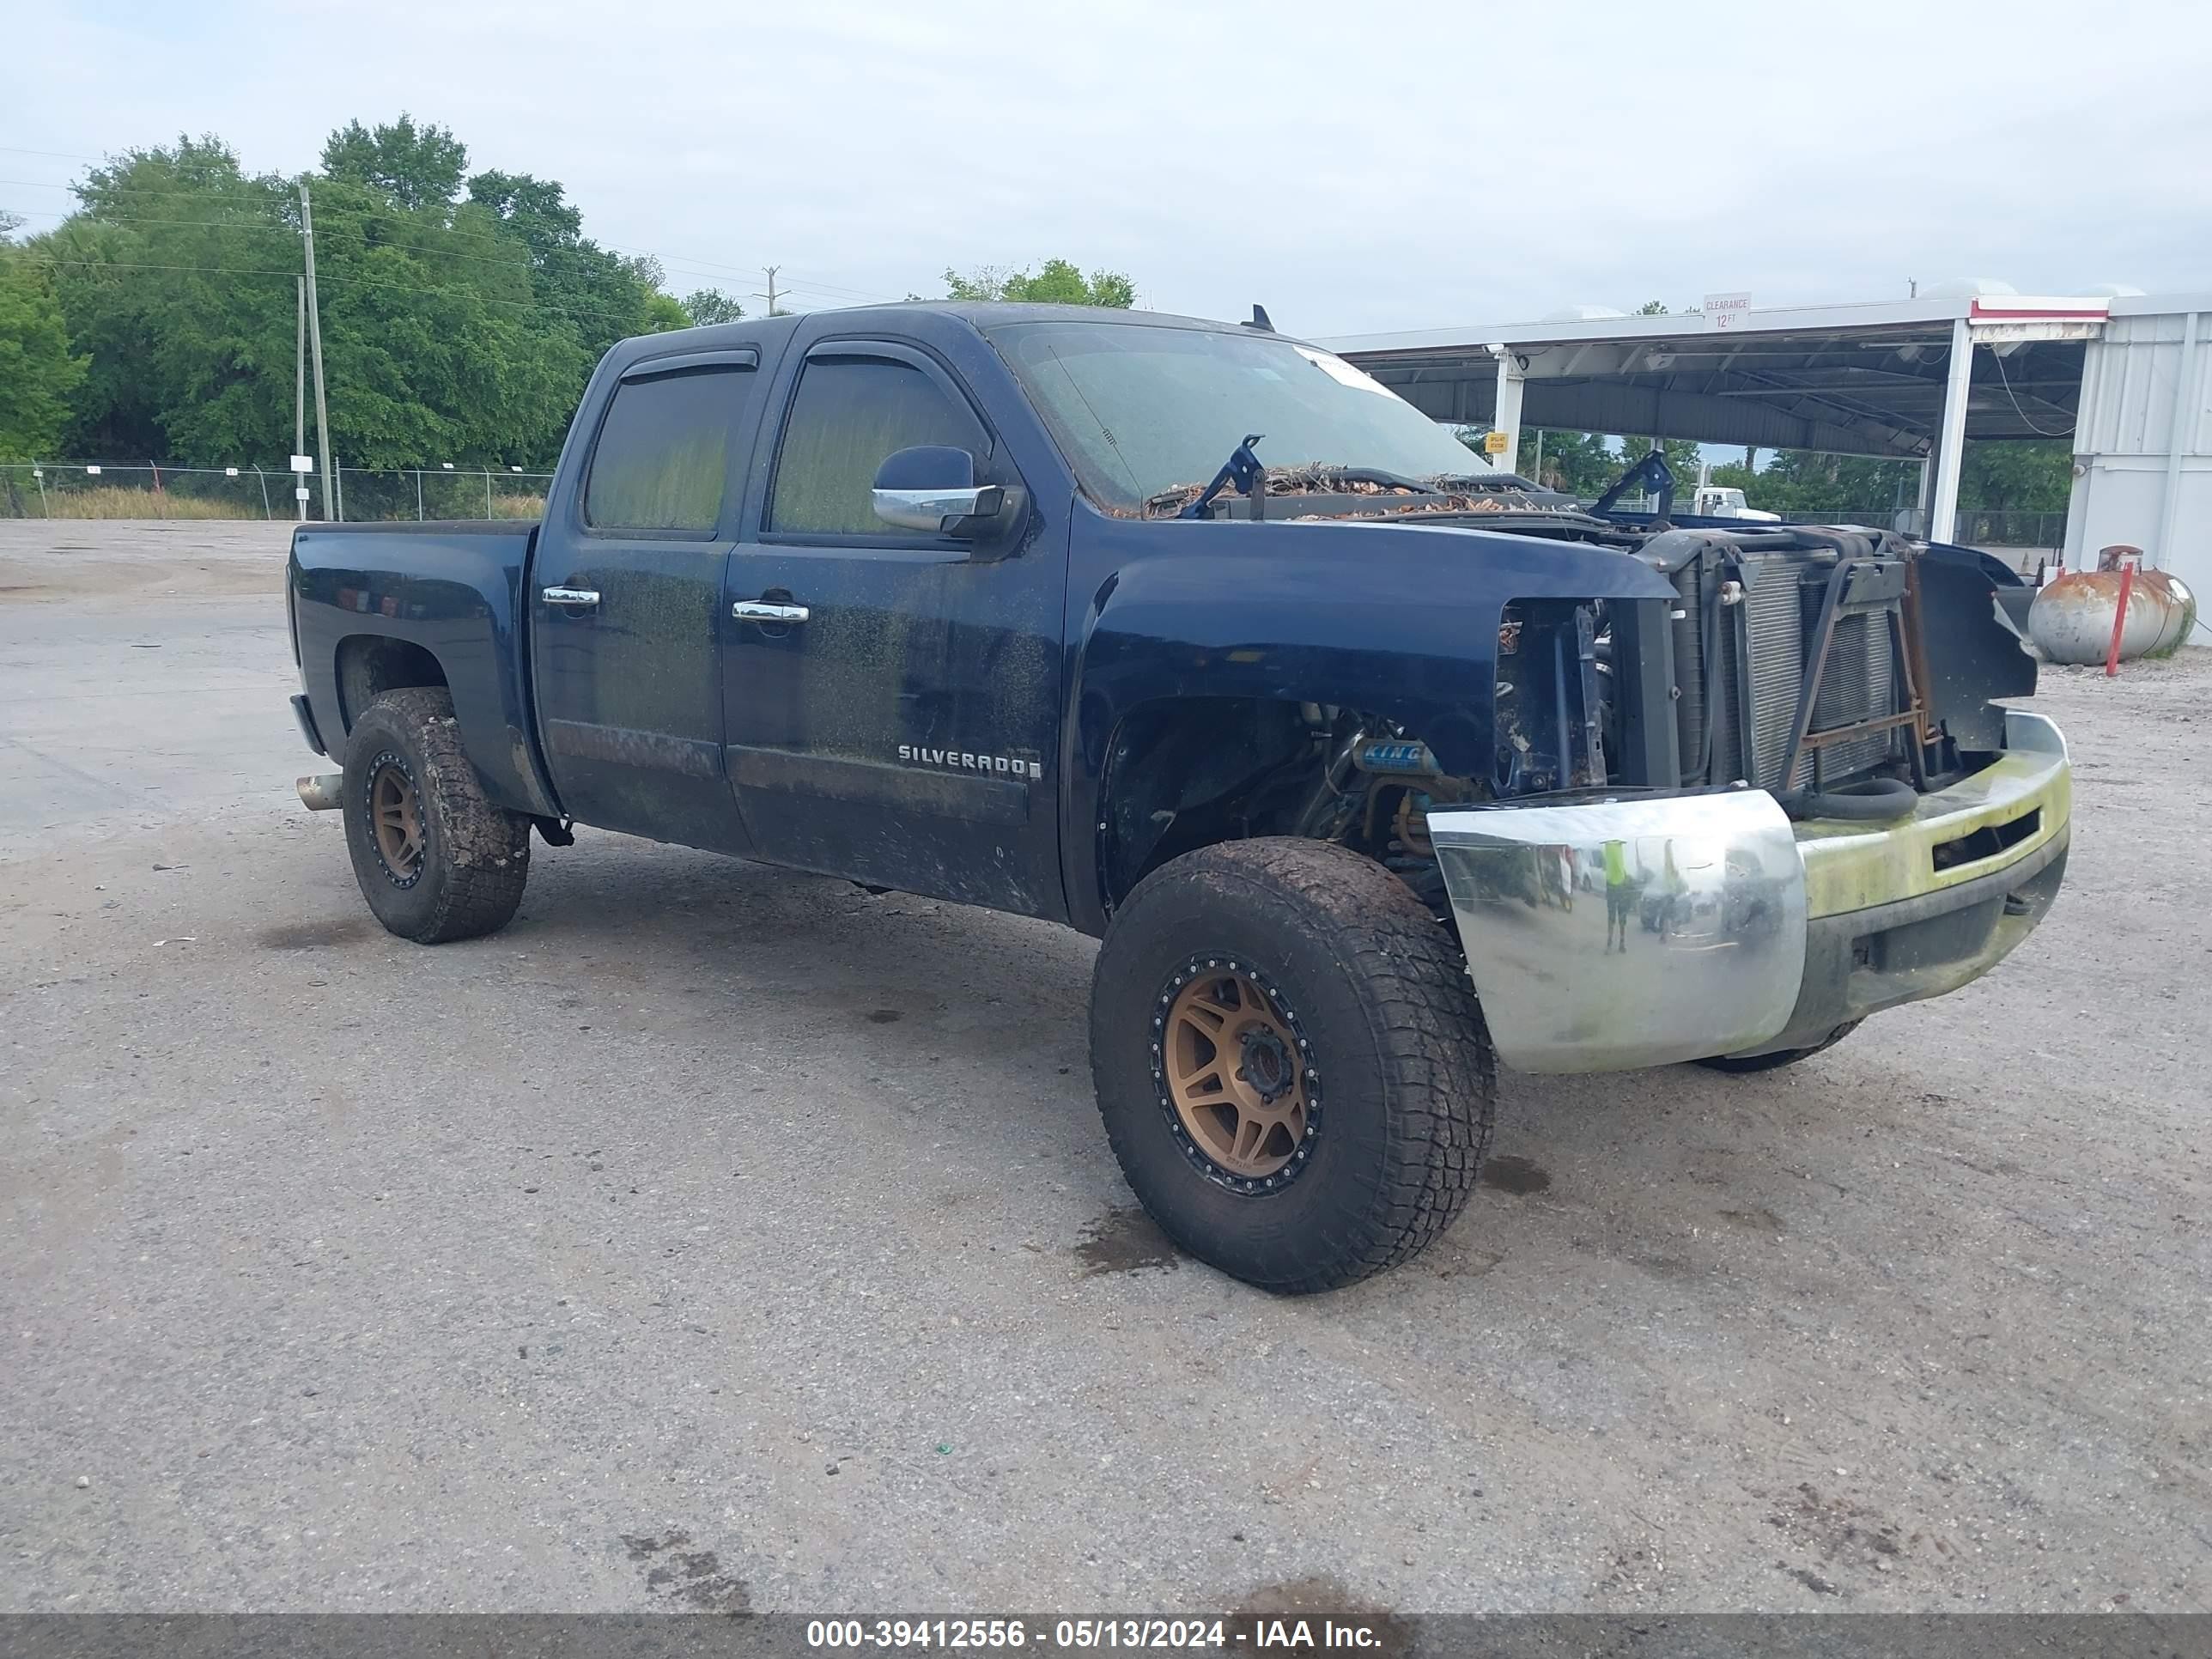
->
<box><xmin>1242</xmin><ymin>304</ymin><xmax>1275</xmax><ymax>333</ymax></box>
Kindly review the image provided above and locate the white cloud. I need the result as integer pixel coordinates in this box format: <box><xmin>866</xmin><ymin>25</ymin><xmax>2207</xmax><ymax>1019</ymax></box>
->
<box><xmin>8</xmin><ymin>0</ymin><xmax>2209</xmax><ymax>329</ymax></box>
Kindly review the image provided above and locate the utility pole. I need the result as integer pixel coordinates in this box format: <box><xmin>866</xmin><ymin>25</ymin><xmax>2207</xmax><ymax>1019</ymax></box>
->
<box><xmin>301</xmin><ymin>183</ymin><xmax>337</xmax><ymax>521</ymax></box>
<box><xmin>757</xmin><ymin>265</ymin><xmax>784</xmax><ymax>317</ymax></box>
<box><xmin>294</xmin><ymin>277</ymin><xmax>307</xmax><ymax>523</ymax></box>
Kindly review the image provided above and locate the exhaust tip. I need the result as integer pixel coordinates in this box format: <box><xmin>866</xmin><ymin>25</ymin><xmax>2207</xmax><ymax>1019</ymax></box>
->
<box><xmin>297</xmin><ymin>774</ymin><xmax>343</xmax><ymax>811</ymax></box>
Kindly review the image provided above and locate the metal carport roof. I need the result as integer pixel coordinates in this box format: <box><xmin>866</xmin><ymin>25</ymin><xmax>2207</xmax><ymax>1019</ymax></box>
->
<box><xmin>1318</xmin><ymin>295</ymin><xmax>2096</xmax><ymax>459</ymax></box>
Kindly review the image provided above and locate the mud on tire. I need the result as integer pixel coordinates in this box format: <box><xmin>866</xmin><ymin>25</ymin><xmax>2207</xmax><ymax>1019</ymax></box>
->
<box><xmin>1089</xmin><ymin>838</ymin><xmax>1497</xmax><ymax>1293</ymax></box>
<box><xmin>342</xmin><ymin>687</ymin><xmax>531</xmax><ymax>944</ymax></box>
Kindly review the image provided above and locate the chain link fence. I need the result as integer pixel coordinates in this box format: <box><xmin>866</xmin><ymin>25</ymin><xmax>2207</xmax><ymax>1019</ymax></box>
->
<box><xmin>3</xmin><ymin>465</ymin><xmax>2069</xmax><ymax>548</ymax></box>
<box><xmin>0</xmin><ymin>462</ymin><xmax>553</xmax><ymax>523</ymax></box>
<box><xmin>1778</xmin><ymin>507</ymin><xmax>2065</xmax><ymax>548</ymax></box>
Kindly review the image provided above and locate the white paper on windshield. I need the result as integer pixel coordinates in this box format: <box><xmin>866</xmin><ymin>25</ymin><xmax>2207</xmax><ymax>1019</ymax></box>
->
<box><xmin>1293</xmin><ymin>344</ymin><xmax>1399</xmax><ymax>398</ymax></box>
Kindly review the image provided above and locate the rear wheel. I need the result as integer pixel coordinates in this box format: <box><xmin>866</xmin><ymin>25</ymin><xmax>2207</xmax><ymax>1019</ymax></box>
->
<box><xmin>1693</xmin><ymin>1020</ymin><xmax>1860</xmax><ymax>1073</ymax></box>
<box><xmin>342</xmin><ymin>688</ymin><xmax>531</xmax><ymax>944</ymax></box>
<box><xmin>1090</xmin><ymin>839</ymin><xmax>1496</xmax><ymax>1293</ymax></box>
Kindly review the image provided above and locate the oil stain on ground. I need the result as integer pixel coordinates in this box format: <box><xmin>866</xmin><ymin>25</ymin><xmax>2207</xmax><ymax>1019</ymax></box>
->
<box><xmin>258</xmin><ymin>917</ymin><xmax>374</xmax><ymax>951</ymax></box>
<box><xmin>1074</xmin><ymin>1206</ymin><xmax>1181</xmax><ymax>1277</ymax></box>
<box><xmin>619</xmin><ymin>1528</ymin><xmax>751</xmax><ymax>1613</ymax></box>
<box><xmin>866</xmin><ymin>1008</ymin><xmax>903</xmax><ymax>1024</ymax></box>
<box><xmin>1480</xmin><ymin>1154</ymin><xmax>1552</xmax><ymax>1195</ymax></box>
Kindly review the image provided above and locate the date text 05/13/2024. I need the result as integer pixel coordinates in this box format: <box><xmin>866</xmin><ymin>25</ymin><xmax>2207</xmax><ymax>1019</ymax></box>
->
<box><xmin>804</xmin><ymin>1617</ymin><xmax>1389</xmax><ymax>1650</ymax></box>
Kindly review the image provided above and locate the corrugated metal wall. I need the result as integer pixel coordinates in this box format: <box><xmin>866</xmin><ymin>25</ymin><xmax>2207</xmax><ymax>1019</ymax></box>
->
<box><xmin>2075</xmin><ymin>313</ymin><xmax>2209</xmax><ymax>455</ymax></box>
<box><xmin>2068</xmin><ymin>307</ymin><xmax>2211</xmax><ymax>597</ymax></box>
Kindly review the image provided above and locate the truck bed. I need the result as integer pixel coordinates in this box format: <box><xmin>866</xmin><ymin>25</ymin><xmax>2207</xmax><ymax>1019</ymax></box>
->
<box><xmin>288</xmin><ymin>520</ymin><xmax>557</xmax><ymax>819</ymax></box>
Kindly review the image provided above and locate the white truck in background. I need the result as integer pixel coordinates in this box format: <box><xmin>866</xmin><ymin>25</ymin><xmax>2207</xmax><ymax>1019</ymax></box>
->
<box><xmin>1685</xmin><ymin>483</ymin><xmax>1781</xmax><ymax>521</ymax></box>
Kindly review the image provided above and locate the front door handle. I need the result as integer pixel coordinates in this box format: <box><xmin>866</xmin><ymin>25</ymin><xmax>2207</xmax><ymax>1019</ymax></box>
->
<box><xmin>732</xmin><ymin>600</ymin><xmax>810</xmax><ymax>623</ymax></box>
<box><xmin>542</xmin><ymin>586</ymin><xmax>600</xmax><ymax>609</ymax></box>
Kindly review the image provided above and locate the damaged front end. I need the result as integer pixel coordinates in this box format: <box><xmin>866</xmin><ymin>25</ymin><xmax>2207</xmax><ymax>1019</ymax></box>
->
<box><xmin>1418</xmin><ymin>527</ymin><xmax>2068</xmax><ymax>1073</ymax></box>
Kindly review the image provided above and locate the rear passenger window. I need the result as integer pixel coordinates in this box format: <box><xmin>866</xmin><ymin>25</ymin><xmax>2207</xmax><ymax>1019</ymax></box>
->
<box><xmin>584</xmin><ymin>365</ymin><xmax>751</xmax><ymax>532</ymax></box>
<box><xmin>769</xmin><ymin>356</ymin><xmax>987</xmax><ymax>536</ymax></box>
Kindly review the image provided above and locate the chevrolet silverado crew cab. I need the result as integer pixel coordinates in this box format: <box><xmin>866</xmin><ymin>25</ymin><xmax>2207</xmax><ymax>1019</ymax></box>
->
<box><xmin>285</xmin><ymin>302</ymin><xmax>2070</xmax><ymax>1292</ymax></box>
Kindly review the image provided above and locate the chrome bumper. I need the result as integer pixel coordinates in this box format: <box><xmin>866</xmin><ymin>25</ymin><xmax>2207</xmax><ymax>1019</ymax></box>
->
<box><xmin>1428</xmin><ymin>711</ymin><xmax>2069</xmax><ymax>1073</ymax></box>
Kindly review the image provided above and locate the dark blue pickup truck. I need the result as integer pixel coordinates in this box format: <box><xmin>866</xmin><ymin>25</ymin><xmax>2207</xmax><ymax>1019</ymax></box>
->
<box><xmin>286</xmin><ymin>302</ymin><xmax>2070</xmax><ymax>1291</ymax></box>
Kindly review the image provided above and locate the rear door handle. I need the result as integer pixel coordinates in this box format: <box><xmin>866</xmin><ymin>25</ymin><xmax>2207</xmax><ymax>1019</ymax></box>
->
<box><xmin>542</xmin><ymin>586</ymin><xmax>600</xmax><ymax>609</ymax></box>
<box><xmin>732</xmin><ymin>600</ymin><xmax>810</xmax><ymax>623</ymax></box>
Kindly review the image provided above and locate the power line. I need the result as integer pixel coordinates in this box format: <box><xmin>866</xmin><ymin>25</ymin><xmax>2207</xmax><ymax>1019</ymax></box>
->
<box><xmin>0</xmin><ymin>144</ymin><xmax>111</xmax><ymax>161</ymax></box>
<box><xmin>6</xmin><ymin>186</ymin><xmax>895</xmax><ymax>307</ymax></box>
<box><xmin>4</xmin><ymin>204</ymin><xmax>554</xmax><ymax>278</ymax></box>
<box><xmin>6</xmin><ymin>143</ymin><xmax>922</xmax><ymax>311</ymax></box>
<box><xmin>5</xmin><ymin>174</ymin><xmax>902</xmax><ymax>297</ymax></box>
<box><xmin>16</xmin><ymin>254</ymin><xmax>671</xmax><ymax>327</ymax></box>
<box><xmin>0</xmin><ymin>175</ymin><xmax>282</xmax><ymax>204</ymax></box>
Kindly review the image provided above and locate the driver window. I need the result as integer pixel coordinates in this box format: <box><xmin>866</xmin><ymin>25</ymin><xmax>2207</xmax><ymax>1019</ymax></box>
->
<box><xmin>768</xmin><ymin>356</ymin><xmax>986</xmax><ymax>536</ymax></box>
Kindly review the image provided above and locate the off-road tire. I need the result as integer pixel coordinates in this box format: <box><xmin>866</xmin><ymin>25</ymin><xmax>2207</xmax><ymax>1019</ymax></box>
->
<box><xmin>342</xmin><ymin>688</ymin><xmax>530</xmax><ymax>944</ymax></box>
<box><xmin>1090</xmin><ymin>838</ymin><xmax>1497</xmax><ymax>1293</ymax></box>
<box><xmin>1692</xmin><ymin>1020</ymin><xmax>1861</xmax><ymax>1074</ymax></box>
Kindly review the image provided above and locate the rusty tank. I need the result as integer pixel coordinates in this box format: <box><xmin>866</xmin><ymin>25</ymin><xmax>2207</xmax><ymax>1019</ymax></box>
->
<box><xmin>2027</xmin><ymin>546</ymin><xmax>2198</xmax><ymax>665</ymax></box>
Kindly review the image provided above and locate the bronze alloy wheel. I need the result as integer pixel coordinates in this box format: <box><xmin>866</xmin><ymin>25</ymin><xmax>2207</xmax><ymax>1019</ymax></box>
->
<box><xmin>367</xmin><ymin>757</ymin><xmax>424</xmax><ymax>885</ymax></box>
<box><xmin>1154</xmin><ymin>959</ymin><xmax>1317</xmax><ymax>1192</ymax></box>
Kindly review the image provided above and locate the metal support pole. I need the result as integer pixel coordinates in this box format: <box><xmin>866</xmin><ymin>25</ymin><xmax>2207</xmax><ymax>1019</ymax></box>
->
<box><xmin>295</xmin><ymin>278</ymin><xmax>307</xmax><ymax>523</ymax></box>
<box><xmin>1490</xmin><ymin>349</ymin><xmax>1524</xmax><ymax>474</ymax></box>
<box><xmin>484</xmin><ymin>468</ymin><xmax>493</xmax><ymax>519</ymax></box>
<box><xmin>254</xmin><ymin>466</ymin><xmax>270</xmax><ymax>519</ymax></box>
<box><xmin>416</xmin><ymin>471</ymin><xmax>424</xmax><ymax>521</ymax></box>
<box><xmin>2154</xmin><ymin>311</ymin><xmax>2200</xmax><ymax>569</ymax></box>
<box><xmin>301</xmin><ymin>184</ymin><xmax>337</xmax><ymax>521</ymax></box>
<box><xmin>1929</xmin><ymin>317</ymin><xmax>1972</xmax><ymax>545</ymax></box>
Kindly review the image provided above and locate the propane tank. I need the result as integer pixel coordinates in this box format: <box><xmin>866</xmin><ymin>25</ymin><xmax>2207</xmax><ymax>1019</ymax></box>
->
<box><xmin>2027</xmin><ymin>548</ymin><xmax>2198</xmax><ymax>665</ymax></box>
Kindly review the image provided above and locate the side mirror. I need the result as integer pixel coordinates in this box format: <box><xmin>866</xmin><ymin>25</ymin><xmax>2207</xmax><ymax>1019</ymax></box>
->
<box><xmin>871</xmin><ymin>447</ymin><xmax>1009</xmax><ymax>538</ymax></box>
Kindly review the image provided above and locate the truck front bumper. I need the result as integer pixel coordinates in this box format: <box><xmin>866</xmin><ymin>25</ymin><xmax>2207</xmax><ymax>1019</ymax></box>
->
<box><xmin>1426</xmin><ymin>710</ymin><xmax>2070</xmax><ymax>1073</ymax></box>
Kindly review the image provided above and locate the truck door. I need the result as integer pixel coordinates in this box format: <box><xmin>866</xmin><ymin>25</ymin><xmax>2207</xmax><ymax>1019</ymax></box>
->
<box><xmin>529</xmin><ymin>349</ymin><xmax>758</xmax><ymax>854</ymax></box>
<box><xmin>720</xmin><ymin>338</ymin><xmax>1065</xmax><ymax>918</ymax></box>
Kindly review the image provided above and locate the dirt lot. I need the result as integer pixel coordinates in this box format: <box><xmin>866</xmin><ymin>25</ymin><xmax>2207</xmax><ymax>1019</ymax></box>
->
<box><xmin>2</xmin><ymin>519</ymin><xmax>2208</xmax><ymax>1613</ymax></box>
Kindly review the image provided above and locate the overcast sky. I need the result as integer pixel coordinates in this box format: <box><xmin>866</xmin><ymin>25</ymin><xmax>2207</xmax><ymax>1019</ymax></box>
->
<box><xmin>9</xmin><ymin>0</ymin><xmax>2209</xmax><ymax>336</ymax></box>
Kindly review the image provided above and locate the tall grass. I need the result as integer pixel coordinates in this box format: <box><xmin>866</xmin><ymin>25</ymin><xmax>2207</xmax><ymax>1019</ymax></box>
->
<box><xmin>3</xmin><ymin>484</ymin><xmax>548</xmax><ymax>523</ymax></box>
<box><xmin>27</xmin><ymin>487</ymin><xmax>264</xmax><ymax>520</ymax></box>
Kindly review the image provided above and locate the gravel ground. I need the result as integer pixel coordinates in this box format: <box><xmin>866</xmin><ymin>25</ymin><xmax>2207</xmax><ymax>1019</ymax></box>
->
<box><xmin>2</xmin><ymin>520</ymin><xmax>2207</xmax><ymax>1613</ymax></box>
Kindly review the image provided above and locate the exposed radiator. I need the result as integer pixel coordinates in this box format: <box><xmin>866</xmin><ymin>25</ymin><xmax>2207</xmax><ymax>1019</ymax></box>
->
<box><xmin>1669</xmin><ymin>543</ymin><xmax>1907</xmax><ymax>792</ymax></box>
<box><xmin>1742</xmin><ymin>565</ymin><xmax>1805</xmax><ymax>790</ymax></box>
<box><xmin>1808</xmin><ymin>610</ymin><xmax>1897</xmax><ymax>784</ymax></box>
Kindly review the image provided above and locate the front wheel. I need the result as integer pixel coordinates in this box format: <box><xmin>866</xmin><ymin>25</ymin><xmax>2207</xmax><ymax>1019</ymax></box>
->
<box><xmin>1692</xmin><ymin>1020</ymin><xmax>1860</xmax><ymax>1074</ymax></box>
<box><xmin>342</xmin><ymin>687</ymin><xmax>531</xmax><ymax>944</ymax></box>
<box><xmin>1089</xmin><ymin>839</ymin><xmax>1497</xmax><ymax>1293</ymax></box>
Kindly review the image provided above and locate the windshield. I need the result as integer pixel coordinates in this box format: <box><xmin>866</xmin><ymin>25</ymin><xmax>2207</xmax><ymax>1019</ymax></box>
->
<box><xmin>982</xmin><ymin>319</ymin><xmax>1486</xmax><ymax>511</ymax></box>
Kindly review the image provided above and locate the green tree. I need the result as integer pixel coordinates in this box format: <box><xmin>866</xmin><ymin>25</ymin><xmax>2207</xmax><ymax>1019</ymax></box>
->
<box><xmin>943</xmin><ymin>258</ymin><xmax>1134</xmax><ymax>307</ymax></box>
<box><xmin>1960</xmin><ymin>440</ymin><xmax>2070</xmax><ymax>510</ymax></box>
<box><xmin>1503</xmin><ymin>428</ymin><xmax>1616</xmax><ymax>494</ymax></box>
<box><xmin>682</xmin><ymin>288</ymin><xmax>745</xmax><ymax>325</ymax></box>
<box><xmin>35</xmin><ymin>136</ymin><xmax>298</xmax><ymax>459</ymax></box>
<box><xmin>465</xmin><ymin>167</ymin><xmax>661</xmax><ymax>358</ymax></box>
<box><xmin>0</xmin><ymin>251</ymin><xmax>86</xmax><ymax>459</ymax></box>
<box><xmin>321</xmin><ymin>115</ymin><xmax>467</xmax><ymax>214</ymax></box>
<box><xmin>1750</xmin><ymin>451</ymin><xmax>1919</xmax><ymax>517</ymax></box>
<box><xmin>283</xmin><ymin>175</ymin><xmax>587</xmax><ymax>466</ymax></box>
<box><xmin>641</xmin><ymin>292</ymin><xmax>690</xmax><ymax>332</ymax></box>
<box><xmin>33</xmin><ymin>131</ymin><xmax>599</xmax><ymax>469</ymax></box>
